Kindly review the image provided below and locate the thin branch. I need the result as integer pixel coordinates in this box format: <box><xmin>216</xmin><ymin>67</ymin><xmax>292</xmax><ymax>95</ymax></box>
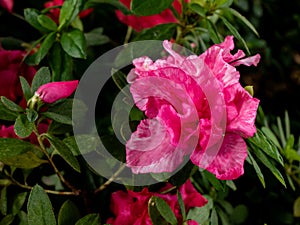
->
<box><xmin>94</xmin><ymin>164</ymin><xmax>126</xmax><ymax>194</ymax></box>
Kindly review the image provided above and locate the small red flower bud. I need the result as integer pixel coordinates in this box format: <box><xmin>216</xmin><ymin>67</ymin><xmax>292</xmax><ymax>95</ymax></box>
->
<box><xmin>35</xmin><ymin>80</ymin><xmax>78</xmax><ymax>104</ymax></box>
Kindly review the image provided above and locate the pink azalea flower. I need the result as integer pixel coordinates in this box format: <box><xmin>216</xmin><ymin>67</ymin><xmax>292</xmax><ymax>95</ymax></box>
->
<box><xmin>0</xmin><ymin>0</ymin><xmax>13</xmax><ymax>12</ymax></box>
<box><xmin>0</xmin><ymin>47</ymin><xmax>36</xmax><ymax>103</ymax></box>
<box><xmin>126</xmin><ymin>36</ymin><xmax>260</xmax><ymax>180</ymax></box>
<box><xmin>106</xmin><ymin>179</ymin><xmax>207</xmax><ymax>225</ymax></box>
<box><xmin>35</xmin><ymin>80</ymin><xmax>78</xmax><ymax>104</ymax></box>
<box><xmin>44</xmin><ymin>0</ymin><xmax>93</xmax><ymax>23</ymax></box>
<box><xmin>116</xmin><ymin>0</ymin><xmax>182</xmax><ymax>32</ymax></box>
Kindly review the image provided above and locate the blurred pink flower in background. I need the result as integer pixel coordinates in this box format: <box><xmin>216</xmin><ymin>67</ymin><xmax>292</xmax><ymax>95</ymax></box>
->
<box><xmin>106</xmin><ymin>179</ymin><xmax>207</xmax><ymax>225</ymax></box>
<box><xmin>126</xmin><ymin>36</ymin><xmax>260</xmax><ymax>180</ymax></box>
<box><xmin>0</xmin><ymin>0</ymin><xmax>13</xmax><ymax>12</ymax></box>
<box><xmin>0</xmin><ymin>47</ymin><xmax>36</xmax><ymax>104</ymax></box>
<box><xmin>116</xmin><ymin>0</ymin><xmax>182</xmax><ymax>32</ymax></box>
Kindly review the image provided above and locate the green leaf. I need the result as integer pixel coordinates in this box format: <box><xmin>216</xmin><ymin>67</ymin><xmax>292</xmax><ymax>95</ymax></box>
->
<box><xmin>229</xmin><ymin>205</ymin><xmax>248</xmax><ymax>224</ymax></box>
<box><xmin>294</xmin><ymin>196</ymin><xmax>300</xmax><ymax>217</ymax></box>
<box><xmin>58</xmin><ymin>200</ymin><xmax>81</xmax><ymax>225</ymax></box>
<box><xmin>190</xmin><ymin>3</ymin><xmax>206</xmax><ymax>17</ymax></box>
<box><xmin>177</xmin><ymin>191</ymin><xmax>186</xmax><ymax>221</ymax></box>
<box><xmin>75</xmin><ymin>214</ymin><xmax>100</xmax><ymax>225</ymax></box>
<box><xmin>0</xmin><ymin>101</ymin><xmax>18</xmax><ymax>121</ymax></box>
<box><xmin>219</xmin><ymin>16</ymin><xmax>250</xmax><ymax>54</ymax></box>
<box><xmin>86</xmin><ymin>0</ymin><xmax>132</xmax><ymax>15</ymax></box>
<box><xmin>250</xmin><ymin>143</ymin><xmax>286</xmax><ymax>187</ymax></box>
<box><xmin>202</xmin><ymin>170</ymin><xmax>225</xmax><ymax>191</ymax></box>
<box><xmin>61</xmin><ymin>29</ymin><xmax>87</xmax><ymax>59</ymax></box>
<box><xmin>150</xmin><ymin>196</ymin><xmax>178</xmax><ymax>225</ymax></box>
<box><xmin>0</xmin><ymin>214</ymin><xmax>14</xmax><ymax>225</ymax></box>
<box><xmin>24</xmin><ymin>8</ymin><xmax>51</xmax><ymax>33</ymax></box>
<box><xmin>210</xmin><ymin>208</ymin><xmax>218</xmax><ymax>225</ymax></box>
<box><xmin>37</xmin><ymin>14</ymin><xmax>58</xmax><ymax>32</ymax></box>
<box><xmin>84</xmin><ymin>27</ymin><xmax>109</xmax><ymax>47</ymax></box>
<box><xmin>59</xmin><ymin>0</ymin><xmax>83</xmax><ymax>30</ymax></box>
<box><xmin>1</xmin><ymin>96</ymin><xmax>24</xmax><ymax>112</ymax></box>
<box><xmin>27</xmin><ymin>185</ymin><xmax>57</xmax><ymax>225</ymax></box>
<box><xmin>44</xmin><ymin>134</ymin><xmax>81</xmax><ymax>172</ymax></box>
<box><xmin>14</xmin><ymin>114</ymin><xmax>34</xmax><ymax>138</ymax></box>
<box><xmin>247</xmin><ymin>129</ymin><xmax>284</xmax><ymax>166</ymax></box>
<box><xmin>48</xmin><ymin>43</ymin><xmax>73</xmax><ymax>81</ymax></box>
<box><xmin>206</xmin><ymin>19</ymin><xmax>221</xmax><ymax>44</ymax></box>
<box><xmin>187</xmin><ymin>195</ymin><xmax>213</xmax><ymax>223</ymax></box>
<box><xmin>133</xmin><ymin>23</ymin><xmax>177</xmax><ymax>41</ymax></box>
<box><xmin>285</xmin><ymin>148</ymin><xmax>300</xmax><ymax>163</ymax></box>
<box><xmin>31</xmin><ymin>67</ymin><xmax>52</xmax><ymax>93</ymax></box>
<box><xmin>1</xmin><ymin>151</ymin><xmax>47</xmax><ymax>169</ymax></box>
<box><xmin>247</xmin><ymin>150</ymin><xmax>265</xmax><ymax>188</ymax></box>
<box><xmin>0</xmin><ymin>187</ymin><xmax>8</xmax><ymax>216</ymax></box>
<box><xmin>261</xmin><ymin>126</ymin><xmax>281</xmax><ymax>149</ymax></box>
<box><xmin>20</xmin><ymin>77</ymin><xmax>33</xmax><ymax>101</ymax></box>
<box><xmin>27</xmin><ymin>32</ymin><xmax>57</xmax><ymax>65</ymax></box>
<box><xmin>26</xmin><ymin>108</ymin><xmax>39</xmax><ymax>122</ymax></box>
<box><xmin>215</xmin><ymin>0</ymin><xmax>233</xmax><ymax>8</ymax></box>
<box><xmin>226</xmin><ymin>8</ymin><xmax>259</xmax><ymax>37</ymax></box>
<box><xmin>148</xmin><ymin>197</ymin><xmax>170</xmax><ymax>225</ymax></box>
<box><xmin>63</xmin><ymin>135</ymin><xmax>101</xmax><ymax>156</ymax></box>
<box><xmin>12</xmin><ymin>192</ymin><xmax>28</xmax><ymax>215</ymax></box>
<box><xmin>131</xmin><ymin>0</ymin><xmax>173</xmax><ymax>16</ymax></box>
<box><xmin>42</xmin><ymin>112</ymin><xmax>73</xmax><ymax>125</ymax></box>
<box><xmin>17</xmin><ymin>211</ymin><xmax>28</xmax><ymax>225</ymax></box>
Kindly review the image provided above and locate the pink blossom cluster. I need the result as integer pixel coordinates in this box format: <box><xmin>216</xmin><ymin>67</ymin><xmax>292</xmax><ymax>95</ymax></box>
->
<box><xmin>126</xmin><ymin>36</ymin><xmax>260</xmax><ymax>180</ymax></box>
<box><xmin>107</xmin><ymin>179</ymin><xmax>207</xmax><ymax>225</ymax></box>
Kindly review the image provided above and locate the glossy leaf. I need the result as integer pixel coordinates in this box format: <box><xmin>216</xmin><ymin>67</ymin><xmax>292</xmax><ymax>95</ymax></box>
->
<box><xmin>24</xmin><ymin>8</ymin><xmax>51</xmax><ymax>33</ymax></box>
<box><xmin>202</xmin><ymin>170</ymin><xmax>225</xmax><ymax>191</ymax></box>
<box><xmin>0</xmin><ymin>138</ymin><xmax>37</xmax><ymax>159</ymax></box>
<box><xmin>206</xmin><ymin>19</ymin><xmax>221</xmax><ymax>44</ymax></box>
<box><xmin>20</xmin><ymin>77</ymin><xmax>33</xmax><ymax>101</ymax></box>
<box><xmin>26</xmin><ymin>108</ymin><xmax>39</xmax><ymax>122</ymax></box>
<box><xmin>37</xmin><ymin>14</ymin><xmax>57</xmax><ymax>31</ymax></box>
<box><xmin>31</xmin><ymin>67</ymin><xmax>52</xmax><ymax>93</ymax></box>
<box><xmin>58</xmin><ymin>200</ymin><xmax>81</xmax><ymax>225</ymax></box>
<box><xmin>148</xmin><ymin>197</ymin><xmax>169</xmax><ymax>225</ymax></box>
<box><xmin>261</xmin><ymin>126</ymin><xmax>281</xmax><ymax>149</ymax></box>
<box><xmin>131</xmin><ymin>0</ymin><xmax>173</xmax><ymax>16</ymax></box>
<box><xmin>44</xmin><ymin>134</ymin><xmax>81</xmax><ymax>172</ymax></box>
<box><xmin>14</xmin><ymin>114</ymin><xmax>34</xmax><ymax>138</ymax></box>
<box><xmin>150</xmin><ymin>196</ymin><xmax>177</xmax><ymax>225</ymax></box>
<box><xmin>75</xmin><ymin>214</ymin><xmax>100</xmax><ymax>225</ymax></box>
<box><xmin>190</xmin><ymin>3</ymin><xmax>206</xmax><ymax>17</ymax></box>
<box><xmin>27</xmin><ymin>185</ymin><xmax>56</xmax><ymax>225</ymax></box>
<box><xmin>61</xmin><ymin>29</ymin><xmax>87</xmax><ymax>59</ymax></box>
<box><xmin>177</xmin><ymin>191</ymin><xmax>186</xmax><ymax>221</ymax></box>
<box><xmin>59</xmin><ymin>0</ymin><xmax>83</xmax><ymax>30</ymax></box>
<box><xmin>1</xmin><ymin>151</ymin><xmax>47</xmax><ymax>169</ymax></box>
<box><xmin>48</xmin><ymin>43</ymin><xmax>73</xmax><ymax>81</ymax></box>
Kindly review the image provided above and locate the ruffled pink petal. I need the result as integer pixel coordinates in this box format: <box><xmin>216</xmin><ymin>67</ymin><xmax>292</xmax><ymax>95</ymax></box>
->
<box><xmin>187</xmin><ymin>220</ymin><xmax>199</xmax><ymax>225</ymax></box>
<box><xmin>35</xmin><ymin>80</ymin><xmax>78</xmax><ymax>104</ymax></box>
<box><xmin>205</xmin><ymin>133</ymin><xmax>248</xmax><ymax>180</ymax></box>
<box><xmin>126</xmin><ymin>118</ymin><xmax>185</xmax><ymax>173</ymax></box>
<box><xmin>224</xmin><ymin>83</ymin><xmax>260</xmax><ymax>138</ymax></box>
<box><xmin>230</xmin><ymin>54</ymin><xmax>261</xmax><ymax>67</ymax></box>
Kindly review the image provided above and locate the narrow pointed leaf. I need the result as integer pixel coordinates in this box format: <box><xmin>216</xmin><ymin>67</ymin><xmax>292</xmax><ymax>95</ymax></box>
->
<box><xmin>75</xmin><ymin>214</ymin><xmax>100</xmax><ymax>225</ymax></box>
<box><xmin>31</xmin><ymin>67</ymin><xmax>52</xmax><ymax>93</ymax></box>
<box><xmin>20</xmin><ymin>77</ymin><xmax>33</xmax><ymax>101</ymax></box>
<box><xmin>1</xmin><ymin>96</ymin><xmax>24</xmax><ymax>112</ymax></box>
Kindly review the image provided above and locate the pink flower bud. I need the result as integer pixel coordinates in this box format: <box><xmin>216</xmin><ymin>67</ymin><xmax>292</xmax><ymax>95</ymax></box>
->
<box><xmin>35</xmin><ymin>80</ymin><xmax>78</xmax><ymax>104</ymax></box>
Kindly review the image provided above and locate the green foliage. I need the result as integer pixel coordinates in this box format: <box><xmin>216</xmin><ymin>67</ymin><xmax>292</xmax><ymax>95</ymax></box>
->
<box><xmin>131</xmin><ymin>0</ymin><xmax>173</xmax><ymax>16</ymax></box>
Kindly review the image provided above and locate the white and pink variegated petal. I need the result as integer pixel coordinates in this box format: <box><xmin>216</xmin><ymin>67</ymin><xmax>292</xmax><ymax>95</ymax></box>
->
<box><xmin>163</xmin><ymin>40</ymin><xmax>186</xmax><ymax>65</ymax></box>
<box><xmin>230</xmin><ymin>54</ymin><xmax>261</xmax><ymax>67</ymax></box>
<box><xmin>126</xmin><ymin>118</ymin><xmax>185</xmax><ymax>174</ymax></box>
<box><xmin>225</xmin><ymin>83</ymin><xmax>260</xmax><ymax>138</ymax></box>
<box><xmin>205</xmin><ymin>133</ymin><xmax>248</xmax><ymax>180</ymax></box>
